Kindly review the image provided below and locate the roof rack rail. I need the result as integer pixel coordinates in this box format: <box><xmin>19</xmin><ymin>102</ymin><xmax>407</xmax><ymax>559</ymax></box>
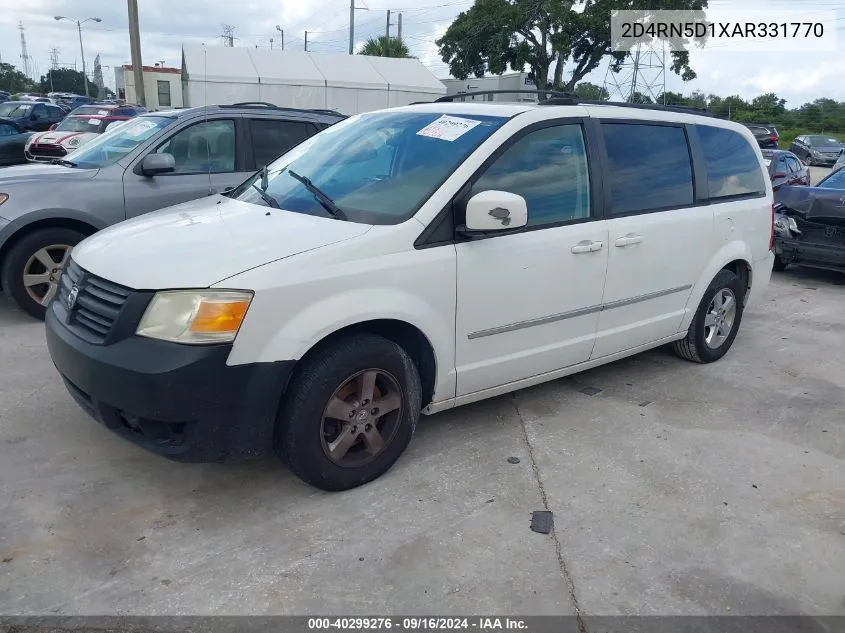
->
<box><xmin>435</xmin><ymin>89</ymin><xmax>577</xmax><ymax>103</ymax></box>
<box><xmin>229</xmin><ymin>101</ymin><xmax>279</xmax><ymax>108</ymax></box>
<box><xmin>220</xmin><ymin>102</ymin><xmax>343</xmax><ymax>117</ymax></box>
<box><xmin>308</xmin><ymin>108</ymin><xmax>344</xmax><ymax>116</ymax></box>
<box><xmin>547</xmin><ymin>98</ymin><xmax>716</xmax><ymax>117</ymax></box>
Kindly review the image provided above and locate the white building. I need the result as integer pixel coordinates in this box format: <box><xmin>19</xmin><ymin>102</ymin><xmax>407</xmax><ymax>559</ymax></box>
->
<box><xmin>179</xmin><ymin>45</ymin><xmax>446</xmax><ymax>115</ymax></box>
<box><xmin>115</xmin><ymin>65</ymin><xmax>184</xmax><ymax>110</ymax></box>
<box><xmin>441</xmin><ymin>72</ymin><xmax>537</xmax><ymax>102</ymax></box>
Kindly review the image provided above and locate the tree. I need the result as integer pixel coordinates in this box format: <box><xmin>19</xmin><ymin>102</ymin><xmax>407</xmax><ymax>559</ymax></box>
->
<box><xmin>0</xmin><ymin>63</ymin><xmax>35</xmax><ymax>94</ymax></box>
<box><xmin>573</xmin><ymin>81</ymin><xmax>609</xmax><ymax>100</ymax></box>
<box><xmin>358</xmin><ymin>36</ymin><xmax>411</xmax><ymax>58</ymax></box>
<box><xmin>437</xmin><ymin>0</ymin><xmax>707</xmax><ymax>100</ymax></box>
<box><xmin>39</xmin><ymin>68</ymin><xmax>97</xmax><ymax>96</ymax></box>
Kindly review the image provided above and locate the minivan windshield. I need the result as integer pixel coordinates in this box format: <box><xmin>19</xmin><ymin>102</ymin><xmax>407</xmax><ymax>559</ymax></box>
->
<box><xmin>232</xmin><ymin>110</ymin><xmax>509</xmax><ymax>224</ymax></box>
<box><xmin>64</xmin><ymin>115</ymin><xmax>174</xmax><ymax>168</ymax></box>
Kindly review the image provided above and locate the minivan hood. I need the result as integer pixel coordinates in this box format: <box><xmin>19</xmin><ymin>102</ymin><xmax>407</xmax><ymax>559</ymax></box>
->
<box><xmin>71</xmin><ymin>196</ymin><xmax>372</xmax><ymax>289</ymax></box>
<box><xmin>0</xmin><ymin>162</ymin><xmax>97</xmax><ymax>184</ymax></box>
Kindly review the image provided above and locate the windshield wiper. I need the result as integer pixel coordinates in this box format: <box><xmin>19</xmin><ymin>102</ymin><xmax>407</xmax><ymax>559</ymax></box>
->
<box><xmin>52</xmin><ymin>158</ymin><xmax>76</xmax><ymax>167</ymax></box>
<box><xmin>251</xmin><ymin>183</ymin><xmax>280</xmax><ymax>209</ymax></box>
<box><xmin>287</xmin><ymin>170</ymin><xmax>348</xmax><ymax>220</ymax></box>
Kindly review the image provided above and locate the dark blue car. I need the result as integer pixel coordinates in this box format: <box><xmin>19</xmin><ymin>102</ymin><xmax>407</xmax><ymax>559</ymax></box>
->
<box><xmin>0</xmin><ymin>101</ymin><xmax>65</xmax><ymax>132</ymax></box>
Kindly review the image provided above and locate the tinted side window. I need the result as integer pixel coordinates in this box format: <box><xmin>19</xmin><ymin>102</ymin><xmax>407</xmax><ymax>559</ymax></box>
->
<box><xmin>156</xmin><ymin>119</ymin><xmax>236</xmax><ymax>174</ymax></box>
<box><xmin>32</xmin><ymin>104</ymin><xmax>47</xmax><ymax>120</ymax></box>
<box><xmin>696</xmin><ymin>125</ymin><xmax>767</xmax><ymax>200</ymax></box>
<box><xmin>472</xmin><ymin>124</ymin><xmax>591</xmax><ymax>227</ymax></box>
<box><xmin>0</xmin><ymin>124</ymin><xmax>16</xmax><ymax>136</ymax></box>
<box><xmin>785</xmin><ymin>156</ymin><xmax>801</xmax><ymax>173</ymax></box>
<box><xmin>250</xmin><ymin>119</ymin><xmax>313</xmax><ymax>168</ymax></box>
<box><xmin>601</xmin><ymin>123</ymin><xmax>693</xmax><ymax>215</ymax></box>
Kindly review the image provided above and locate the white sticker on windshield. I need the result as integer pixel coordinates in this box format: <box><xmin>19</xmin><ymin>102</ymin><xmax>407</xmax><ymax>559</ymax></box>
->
<box><xmin>125</xmin><ymin>120</ymin><xmax>157</xmax><ymax>137</ymax></box>
<box><xmin>88</xmin><ymin>118</ymin><xmax>100</xmax><ymax>125</ymax></box>
<box><xmin>416</xmin><ymin>115</ymin><xmax>482</xmax><ymax>142</ymax></box>
<box><xmin>97</xmin><ymin>110</ymin><xmax>109</xmax><ymax>115</ymax></box>
<box><xmin>764</xmin><ymin>159</ymin><xmax>771</xmax><ymax>166</ymax></box>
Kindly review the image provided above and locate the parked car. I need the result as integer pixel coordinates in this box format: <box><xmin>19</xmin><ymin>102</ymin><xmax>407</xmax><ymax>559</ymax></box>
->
<box><xmin>24</xmin><ymin>104</ymin><xmax>146</xmax><ymax>163</ymax></box>
<box><xmin>832</xmin><ymin>148</ymin><xmax>845</xmax><ymax>174</ymax></box>
<box><xmin>0</xmin><ymin>103</ymin><xmax>344</xmax><ymax>318</ymax></box>
<box><xmin>790</xmin><ymin>134</ymin><xmax>845</xmax><ymax>166</ymax></box>
<box><xmin>41</xmin><ymin>97</ymin><xmax>775</xmax><ymax>491</ymax></box>
<box><xmin>773</xmin><ymin>167</ymin><xmax>845</xmax><ymax>272</ymax></box>
<box><xmin>0</xmin><ymin>118</ymin><xmax>33</xmax><ymax>166</ymax></box>
<box><xmin>761</xmin><ymin>149</ymin><xmax>810</xmax><ymax>190</ymax></box>
<box><xmin>0</xmin><ymin>91</ymin><xmax>10</xmax><ymax>104</ymax></box>
<box><xmin>742</xmin><ymin>123</ymin><xmax>779</xmax><ymax>149</ymax></box>
<box><xmin>0</xmin><ymin>101</ymin><xmax>66</xmax><ymax>132</ymax></box>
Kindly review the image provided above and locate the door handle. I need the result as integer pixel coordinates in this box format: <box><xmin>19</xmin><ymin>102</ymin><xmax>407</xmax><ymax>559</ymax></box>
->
<box><xmin>615</xmin><ymin>234</ymin><xmax>643</xmax><ymax>247</ymax></box>
<box><xmin>571</xmin><ymin>240</ymin><xmax>604</xmax><ymax>254</ymax></box>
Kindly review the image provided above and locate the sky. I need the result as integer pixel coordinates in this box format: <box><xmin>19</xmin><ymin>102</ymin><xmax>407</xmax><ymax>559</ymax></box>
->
<box><xmin>0</xmin><ymin>0</ymin><xmax>843</xmax><ymax>108</ymax></box>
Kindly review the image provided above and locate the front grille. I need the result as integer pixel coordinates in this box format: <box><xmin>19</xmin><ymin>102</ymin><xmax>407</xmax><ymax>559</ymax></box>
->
<box><xmin>30</xmin><ymin>144</ymin><xmax>67</xmax><ymax>158</ymax></box>
<box><xmin>57</xmin><ymin>259</ymin><xmax>132</xmax><ymax>344</ymax></box>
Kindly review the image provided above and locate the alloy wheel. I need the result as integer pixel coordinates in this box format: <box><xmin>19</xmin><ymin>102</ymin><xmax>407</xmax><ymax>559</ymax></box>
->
<box><xmin>22</xmin><ymin>244</ymin><xmax>72</xmax><ymax>306</ymax></box>
<box><xmin>319</xmin><ymin>368</ymin><xmax>404</xmax><ymax>468</ymax></box>
<box><xmin>704</xmin><ymin>288</ymin><xmax>737</xmax><ymax>349</ymax></box>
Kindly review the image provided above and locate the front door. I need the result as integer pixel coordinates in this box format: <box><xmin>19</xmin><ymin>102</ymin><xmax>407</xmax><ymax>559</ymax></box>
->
<box><xmin>455</xmin><ymin>121</ymin><xmax>609</xmax><ymax>396</ymax></box>
<box><xmin>123</xmin><ymin>118</ymin><xmax>240</xmax><ymax>219</ymax></box>
<box><xmin>591</xmin><ymin>121</ymin><xmax>712</xmax><ymax>359</ymax></box>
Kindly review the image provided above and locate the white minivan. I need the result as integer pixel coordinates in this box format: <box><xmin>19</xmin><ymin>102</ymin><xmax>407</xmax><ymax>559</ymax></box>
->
<box><xmin>45</xmin><ymin>97</ymin><xmax>775</xmax><ymax>491</ymax></box>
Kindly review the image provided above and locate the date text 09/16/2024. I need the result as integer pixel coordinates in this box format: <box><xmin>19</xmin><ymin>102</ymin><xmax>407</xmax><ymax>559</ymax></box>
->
<box><xmin>307</xmin><ymin>618</ymin><xmax>529</xmax><ymax>631</ymax></box>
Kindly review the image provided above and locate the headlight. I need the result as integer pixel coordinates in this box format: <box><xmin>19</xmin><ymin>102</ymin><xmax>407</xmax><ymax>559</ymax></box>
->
<box><xmin>0</xmin><ymin>194</ymin><xmax>7</xmax><ymax>206</ymax></box>
<box><xmin>136</xmin><ymin>290</ymin><xmax>253</xmax><ymax>344</ymax></box>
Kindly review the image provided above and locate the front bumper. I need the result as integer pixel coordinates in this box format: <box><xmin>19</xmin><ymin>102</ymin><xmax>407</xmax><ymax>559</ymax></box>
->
<box><xmin>45</xmin><ymin>305</ymin><xmax>295</xmax><ymax>462</ymax></box>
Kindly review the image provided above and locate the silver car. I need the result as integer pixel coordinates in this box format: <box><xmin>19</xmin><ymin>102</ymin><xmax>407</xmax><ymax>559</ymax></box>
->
<box><xmin>0</xmin><ymin>103</ymin><xmax>343</xmax><ymax>318</ymax></box>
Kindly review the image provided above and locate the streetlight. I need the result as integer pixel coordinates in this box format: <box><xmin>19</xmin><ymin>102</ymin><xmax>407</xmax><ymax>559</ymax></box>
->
<box><xmin>275</xmin><ymin>25</ymin><xmax>284</xmax><ymax>50</ymax></box>
<box><xmin>54</xmin><ymin>15</ymin><xmax>102</xmax><ymax>97</ymax></box>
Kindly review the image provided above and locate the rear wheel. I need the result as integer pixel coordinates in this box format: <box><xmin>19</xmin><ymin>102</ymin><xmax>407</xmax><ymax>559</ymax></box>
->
<box><xmin>1</xmin><ymin>227</ymin><xmax>84</xmax><ymax>320</ymax></box>
<box><xmin>672</xmin><ymin>269</ymin><xmax>745</xmax><ymax>364</ymax></box>
<box><xmin>275</xmin><ymin>334</ymin><xmax>422</xmax><ymax>491</ymax></box>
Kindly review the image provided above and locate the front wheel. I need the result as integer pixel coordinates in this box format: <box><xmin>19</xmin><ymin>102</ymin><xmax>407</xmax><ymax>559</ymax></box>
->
<box><xmin>1</xmin><ymin>227</ymin><xmax>85</xmax><ymax>320</ymax></box>
<box><xmin>275</xmin><ymin>334</ymin><xmax>422</xmax><ymax>492</ymax></box>
<box><xmin>672</xmin><ymin>269</ymin><xmax>745</xmax><ymax>364</ymax></box>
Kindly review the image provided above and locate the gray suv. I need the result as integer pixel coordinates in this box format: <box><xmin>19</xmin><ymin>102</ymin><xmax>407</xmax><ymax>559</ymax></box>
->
<box><xmin>0</xmin><ymin>103</ymin><xmax>343</xmax><ymax>318</ymax></box>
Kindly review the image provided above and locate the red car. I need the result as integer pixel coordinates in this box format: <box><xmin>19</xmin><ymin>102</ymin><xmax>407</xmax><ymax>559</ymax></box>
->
<box><xmin>24</xmin><ymin>103</ymin><xmax>147</xmax><ymax>162</ymax></box>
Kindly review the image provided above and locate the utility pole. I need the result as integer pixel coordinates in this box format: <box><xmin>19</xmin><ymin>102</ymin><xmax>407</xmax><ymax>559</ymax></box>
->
<box><xmin>127</xmin><ymin>0</ymin><xmax>146</xmax><ymax>106</ymax></box>
<box><xmin>304</xmin><ymin>31</ymin><xmax>308</xmax><ymax>51</ymax></box>
<box><xmin>397</xmin><ymin>13</ymin><xmax>402</xmax><ymax>42</ymax></box>
<box><xmin>385</xmin><ymin>9</ymin><xmax>391</xmax><ymax>40</ymax></box>
<box><xmin>276</xmin><ymin>25</ymin><xmax>284</xmax><ymax>50</ymax></box>
<box><xmin>349</xmin><ymin>0</ymin><xmax>355</xmax><ymax>55</ymax></box>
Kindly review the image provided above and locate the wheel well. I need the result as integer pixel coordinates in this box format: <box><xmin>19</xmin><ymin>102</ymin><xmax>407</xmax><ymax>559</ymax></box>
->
<box><xmin>296</xmin><ymin>320</ymin><xmax>438</xmax><ymax>407</ymax></box>
<box><xmin>0</xmin><ymin>218</ymin><xmax>98</xmax><ymax>287</ymax></box>
<box><xmin>722</xmin><ymin>259</ymin><xmax>751</xmax><ymax>302</ymax></box>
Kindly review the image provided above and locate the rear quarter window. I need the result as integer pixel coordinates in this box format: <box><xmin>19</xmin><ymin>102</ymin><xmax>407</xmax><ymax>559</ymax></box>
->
<box><xmin>695</xmin><ymin>125</ymin><xmax>767</xmax><ymax>200</ymax></box>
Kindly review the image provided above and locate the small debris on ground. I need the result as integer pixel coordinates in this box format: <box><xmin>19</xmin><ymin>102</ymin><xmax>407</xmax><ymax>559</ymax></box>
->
<box><xmin>486</xmin><ymin>498</ymin><xmax>495</xmax><ymax>503</ymax></box>
<box><xmin>752</xmin><ymin>484</ymin><xmax>758</xmax><ymax>489</ymax></box>
<box><xmin>507</xmin><ymin>456</ymin><xmax>520</xmax><ymax>464</ymax></box>
<box><xmin>136</xmin><ymin>536</ymin><xmax>145</xmax><ymax>541</ymax></box>
<box><xmin>1</xmin><ymin>556</ymin><xmax>12</xmax><ymax>563</ymax></box>
<box><xmin>530</xmin><ymin>510</ymin><xmax>554</xmax><ymax>534</ymax></box>
<box><xmin>639</xmin><ymin>400</ymin><xmax>652</xmax><ymax>407</ymax></box>
<box><xmin>580</xmin><ymin>387</ymin><xmax>602</xmax><ymax>396</ymax></box>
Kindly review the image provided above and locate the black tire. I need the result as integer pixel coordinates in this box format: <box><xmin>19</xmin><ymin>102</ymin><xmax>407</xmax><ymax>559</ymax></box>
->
<box><xmin>1</xmin><ymin>227</ymin><xmax>85</xmax><ymax>320</ymax></box>
<box><xmin>773</xmin><ymin>255</ymin><xmax>788</xmax><ymax>272</ymax></box>
<box><xmin>275</xmin><ymin>333</ymin><xmax>422</xmax><ymax>492</ymax></box>
<box><xmin>672</xmin><ymin>269</ymin><xmax>745</xmax><ymax>364</ymax></box>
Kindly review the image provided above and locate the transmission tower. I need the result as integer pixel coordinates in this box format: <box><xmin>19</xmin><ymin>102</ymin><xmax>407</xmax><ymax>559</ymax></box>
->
<box><xmin>50</xmin><ymin>48</ymin><xmax>60</xmax><ymax>70</ymax></box>
<box><xmin>220</xmin><ymin>25</ymin><xmax>237</xmax><ymax>47</ymax></box>
<box><xmin>602</xmin><ymin>41</ymin><xmax>666</xmax><ymax>104</ymax></box>
<box><xmin>19</xmin><ymin>21</ymin><xmax>32</xmax><ymax>79</ymax></box>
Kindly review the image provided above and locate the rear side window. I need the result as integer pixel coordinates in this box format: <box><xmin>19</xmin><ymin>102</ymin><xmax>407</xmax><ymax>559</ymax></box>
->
<box><xmin>696</xmin><ymin>125</ymin><xmax>767</xmax><ymax>200</ymax></box>
<box><xmin>250</xmin><ymin>119</ymin><xmax>314</xmax><ymax>168</ymax></box>
<box><xmin>601</xmin><ymin>123</ymin><xmax>694</xmax><ymax>215</ymax></box>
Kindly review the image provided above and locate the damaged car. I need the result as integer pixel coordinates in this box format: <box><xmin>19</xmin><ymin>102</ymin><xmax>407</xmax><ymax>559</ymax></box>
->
<box><xmin>773</xmin><ymin>167</ymin><xmax>845</xmax><ymax>272</ymax></box>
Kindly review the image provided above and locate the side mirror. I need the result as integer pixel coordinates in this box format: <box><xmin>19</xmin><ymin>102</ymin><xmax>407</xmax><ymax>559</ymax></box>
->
<box><xmin>459</xmin><ymin>190</ymin><xmax>528</xmax><ymax>235</ymax></box>
<box><xmin>141</xmin><ymin>153</ymin><xmax>176</xmax><ymax>176</ymax></box>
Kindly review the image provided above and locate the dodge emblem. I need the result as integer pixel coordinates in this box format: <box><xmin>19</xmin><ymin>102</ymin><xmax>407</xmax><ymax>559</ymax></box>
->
<box><xmin>67</xmin><ymin>285</ymin><xmax>79</xmax><ymax>310</ymax></box>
